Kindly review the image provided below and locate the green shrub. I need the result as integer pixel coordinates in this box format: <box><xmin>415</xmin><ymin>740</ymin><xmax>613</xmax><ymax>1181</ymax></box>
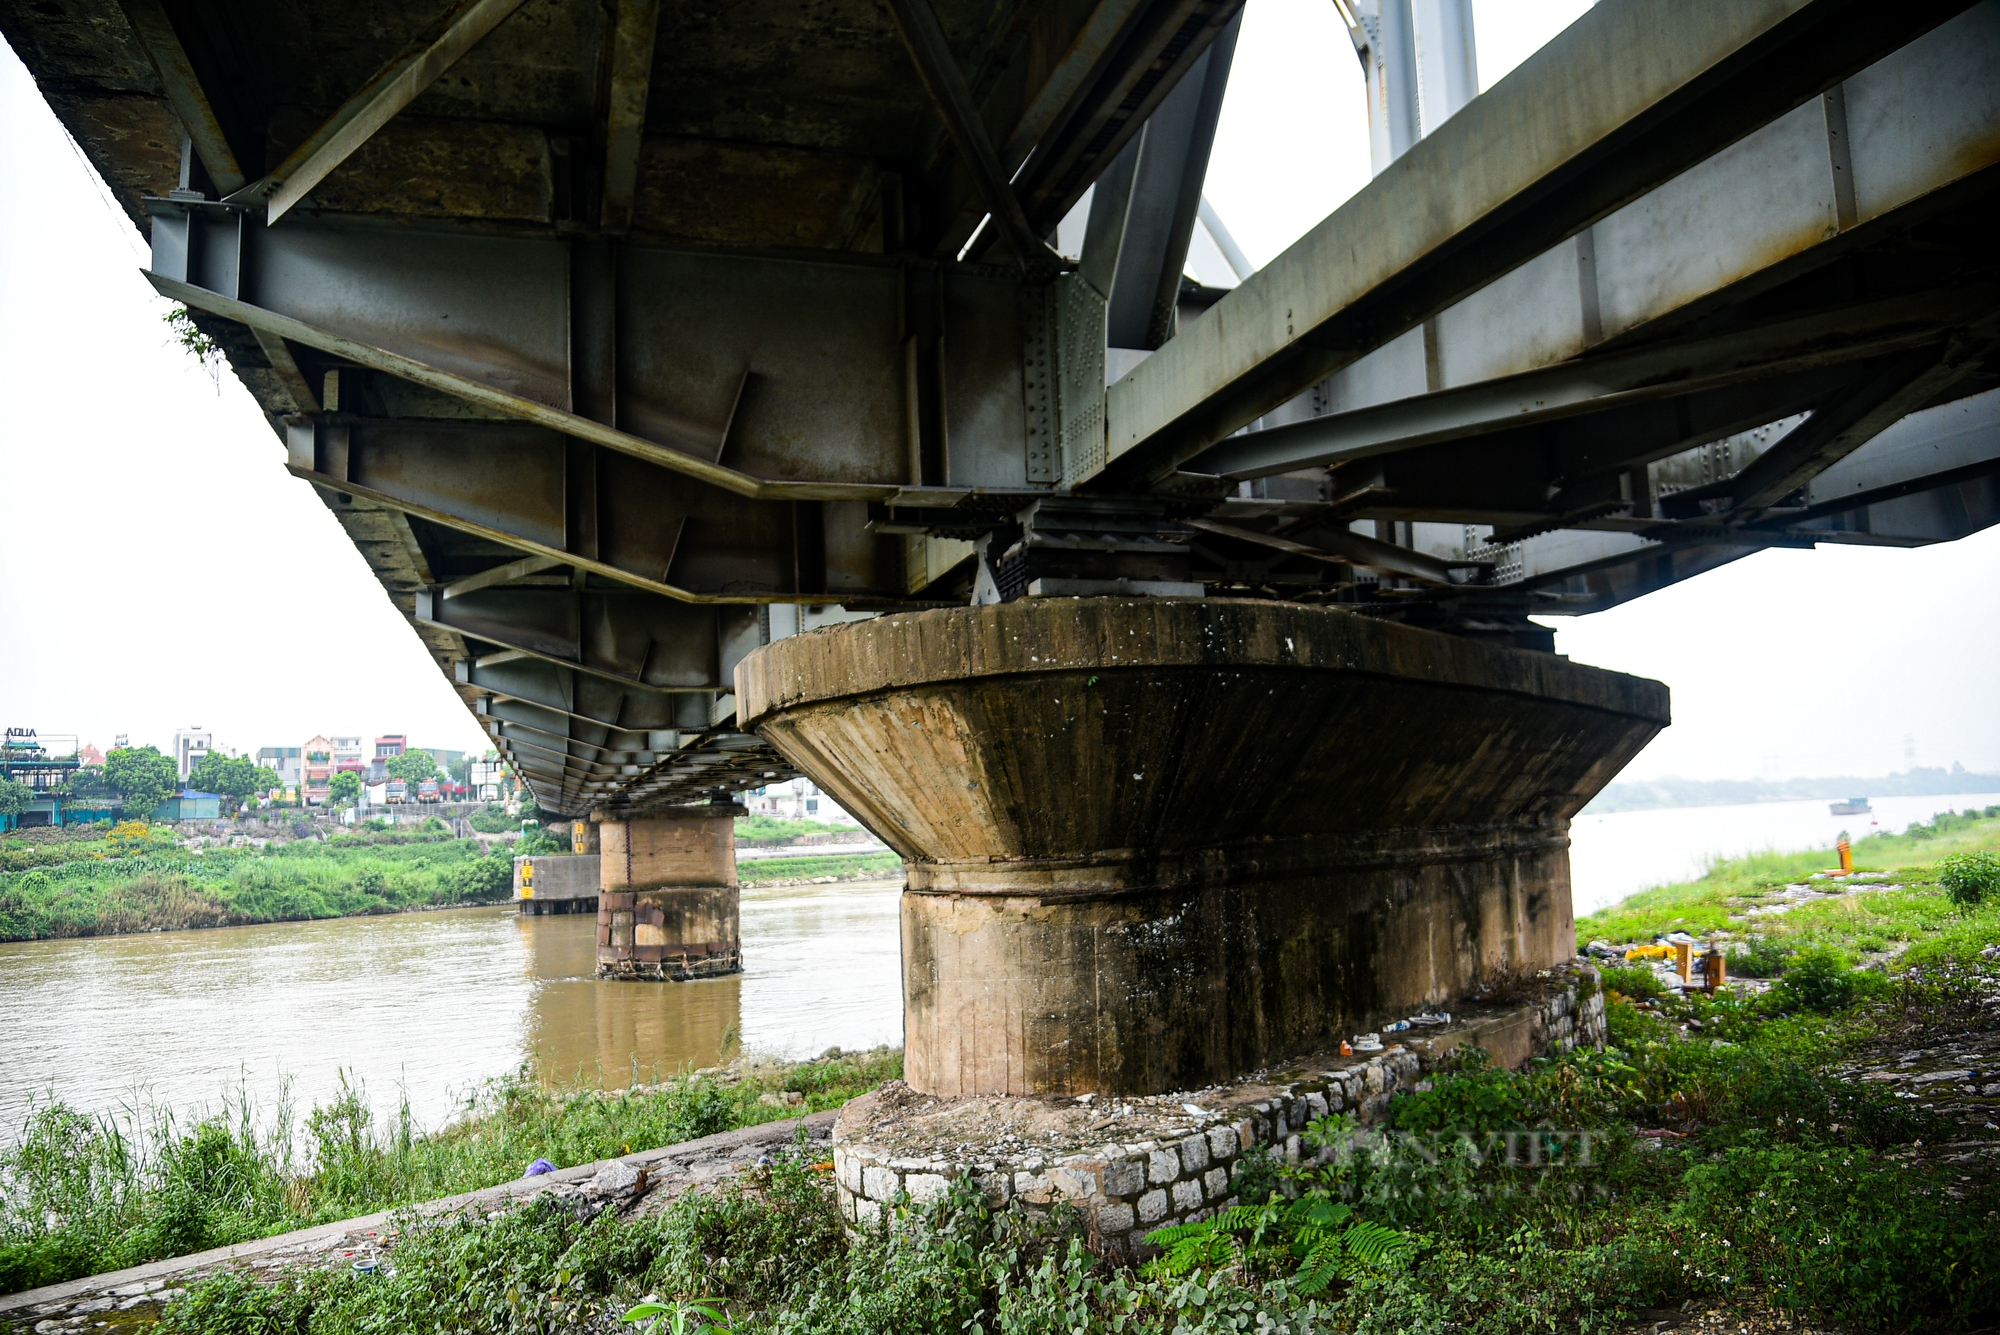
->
<box><xmin>1599</xmin><ymin>963</ymin><xmax>1668</xmax><ymax>999</ymax></box>
<box><xmin>1672</xmin><ymin>1143</ymin><xmax>1997</xmax><ymax>1328</ymax></box>
<box><xmin>1726</xmin><ymin>936</ymin><xmax>1789</xmax><ymax>978</ymax></box>
<box><xmin>467</xmin><ymin>804</ymin><xmax>520</xmax><ymax>834</ymax></box>
<box><xmin>1936</xmin><ymin>850</ymin><xmax>2000</xmax><ymax>908</ymax></box>
<box><xmin>443</xmin><ymin>851</ymin><xmax>513</xmax><ymax>900</ymax></box>
<box><xmin>514</xmin><ymin>827</ymin><xmax>568</xmax><ymax>856</ymax></box>
<box><xmin>1605</xmin><ymin>993</ymin><xmax>1664</xmax><ymax>1050</ymax></box>
<box><xmin>1765</xmin><ymin>946</ymin><xmax>1886</xmax><ymax>1013</ymax></box>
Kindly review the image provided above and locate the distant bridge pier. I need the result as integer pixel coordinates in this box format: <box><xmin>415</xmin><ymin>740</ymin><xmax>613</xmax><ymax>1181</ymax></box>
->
<box><xmin>593</xmin><ymin>804</ymin><xmax>744</xmax><ymax>980</ymax></box>
<box><xmin>740</xmin><ymin>600</ymin><xmax>1667</xmax><ymax>1096</ymax></box>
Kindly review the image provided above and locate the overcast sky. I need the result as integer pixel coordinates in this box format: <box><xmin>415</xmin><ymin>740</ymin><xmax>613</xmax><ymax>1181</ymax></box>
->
<box><xmin>1</xmin><ymin>2</ymin><xmax>1994</xmax><ymax>781</ymax></box>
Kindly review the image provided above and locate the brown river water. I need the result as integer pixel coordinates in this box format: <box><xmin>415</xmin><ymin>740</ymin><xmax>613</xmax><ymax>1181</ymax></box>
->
<box><xmin>0</xmin><ymin>879</ymin><xmax>905</xmax><ymax>1139</ymax></box>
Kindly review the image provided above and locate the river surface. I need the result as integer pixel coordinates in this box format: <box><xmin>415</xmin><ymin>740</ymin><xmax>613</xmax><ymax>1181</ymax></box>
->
<box><xmin>3</xmin><ymin>790</ymin><xmax>1994</xmax><ymax>1140</ymax></box>
<box><xmin>0</xmin><ymin>879</ymin><xmax>904</xmax><ymax>1141</ymax></box>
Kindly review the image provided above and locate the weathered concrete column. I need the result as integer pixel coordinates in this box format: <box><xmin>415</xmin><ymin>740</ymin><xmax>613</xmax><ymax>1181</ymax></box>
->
<box><xmin>737</xmin><ymin>598</ymin><xmax>1667</xmax><ymax>1097</ymax></box>
<box><xmin>593</xmin><ymin>804</ymin><xmax>743</xmax><ymax>981</ymax></box>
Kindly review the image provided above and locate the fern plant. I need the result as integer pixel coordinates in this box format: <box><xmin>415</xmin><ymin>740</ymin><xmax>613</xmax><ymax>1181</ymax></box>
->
<box><xmin>1145</xmin><ymin>1191</ymin><xmax>1414</xmax><ymax>1294</ymax></box>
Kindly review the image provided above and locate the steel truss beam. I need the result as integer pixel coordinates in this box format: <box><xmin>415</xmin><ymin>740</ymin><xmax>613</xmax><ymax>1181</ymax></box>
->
<box><xmin>1098</xmin><ymin>0</ymin><xmax>1989</xmax><ymax>485</ymax></box>
<box><xmin>240</xmin><ymin>0</ymin><xmax>529</xmax><ymax>222</ymax></box>
<box><xmin>146</xmin><ymin>215</ymin><xmax>1044</xmax><ymax>504</ymax></box>
<box><xmin>116</xmin><ymin>0</ymin><xmax>248</xmax><ymax>193</ymax></box>
<box><xmin>284</xmin><ymin>419</ymin><xmax>909</xmax><ymax>604</ymax></box>
<box><xmin>449</xmin><ymin>637</ymin><xmax>798</xmax><ymax>813</ymax></box>
<box><xmin>887</xmin><ymin>0</ymin><xmax>1056</xmax><ymax>275</ymax></box>
<box><xmin>598</xmin><ymin>0</ymin><xmax>661</xmax><ymax>234</ymax></box>
<box><xmin>417</xmin><ymin>585</ymin><xmax>762</xmax><ymax>697</ymax></box>
<box><xmin>1464</xmin><ymin>390</ymin><xmax>2000</xmax><ymax>614</ymax></box>
<box><xmin>1076</xmin><ymin>14</ymin><xmax>1240</xmax><ymax>354</ymax></box>
<box><xmin>1000</xmin><ymin>0</ymin><xmax>1244</xmax><ymax>241</ymax></box>
<box><xmin>1191</xmin><ymin>288</ymin><xmax>1993</xmax><ymax>485</ymax></box>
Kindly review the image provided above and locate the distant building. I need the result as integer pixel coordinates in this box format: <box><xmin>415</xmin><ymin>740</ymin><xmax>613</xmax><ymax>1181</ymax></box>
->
<box><xmin>1</xmin><ymin>730</ymin><xmax>81</xmax><ymax>830</ymax></box>
<box><xmin>113</xmin><ymin>733</ymin><xmax>129</xmax><ymax>750</ymax></box>
<box><xmin>258</xmin><ymin>746</ymin><xmax>303</xmax><ymax>787</ymax></box>
<box><xmin>424</xmin><ymin>747</ymin><xmax>464</xmax><ymax>773</ymax></box>
<box><xmin>469</xmin><ymin>758</ymin><xmax>507</xmax><ymax>802</ymax></box>
<box><xmin>77</xmin><ymin>744</ymin><xmax>104</xmax><ymax>768</ymax></box>
<box><xmin>151</xmin><ymin>790</ymin><xmax>221</xmax><ymax>821</ymax></box>
<box><xmin>172</xmin><ymin>727</ymin><xmax>213</xmax><ymax>780</ymax></box>
<box><xmin>366</xmin><ymin>734</ymin><xmax>407</xmax><ymax>782</ymax></box>
<box><xmin>302</xmin><ymin>735</ymin><xmax>335</xmax><ymax>805</ymax></box>
<box><xmin>745</xmin><ymin>777</ymin><xmax>850</xmax><ymax>824</ymax></box>
<box><xmin>330</xmin><ymin>736</ymin><xmax>364</xmax><ymax>774</ymax></box>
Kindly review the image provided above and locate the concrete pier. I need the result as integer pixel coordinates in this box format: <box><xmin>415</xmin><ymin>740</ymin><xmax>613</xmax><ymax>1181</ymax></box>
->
<box><xmin>513</xmin><ymin>853</ymin><xmax>602</xmax><ymax>915</ymax></box>
<box><xmin>737</xmin><ymin>598</ymin><xmax>1667</xmax><ymax>1096</ymax></box>
<box><xmin>594</xmin><ymin>804</ymin><xmax>743</xmax><ymax>981</ymax></box>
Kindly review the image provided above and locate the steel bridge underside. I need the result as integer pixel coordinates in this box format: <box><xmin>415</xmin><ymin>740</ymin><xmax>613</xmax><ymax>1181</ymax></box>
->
<box><xmin>5</xmin><ymin>0</ymin><xmax>1996</xmax><ymax>815</ymax></box>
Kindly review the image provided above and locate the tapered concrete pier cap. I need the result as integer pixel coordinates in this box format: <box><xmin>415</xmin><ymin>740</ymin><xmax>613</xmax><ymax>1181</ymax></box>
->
<box><xmin>738</xmin><ymin>599</ymin><xmax>1667</xmax><ymax>1096</ymax></box>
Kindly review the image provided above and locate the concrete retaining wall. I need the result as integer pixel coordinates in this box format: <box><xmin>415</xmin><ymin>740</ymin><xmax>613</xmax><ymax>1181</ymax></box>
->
<box><xmin>833</xmin><ymin>963</ymin><xmax>1605</xmax><ymax>1259</ymax></box>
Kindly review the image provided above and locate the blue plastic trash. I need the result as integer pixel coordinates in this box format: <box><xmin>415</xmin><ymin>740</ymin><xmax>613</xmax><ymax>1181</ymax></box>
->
<box><xmin>525</xmin><ymin>1158</ymin><xmax>556</xmax><ymax>1177</ymax></box>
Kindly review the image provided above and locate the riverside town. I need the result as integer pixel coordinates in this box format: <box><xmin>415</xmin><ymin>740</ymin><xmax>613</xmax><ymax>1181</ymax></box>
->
<box><xmin>1</xmin><ymin>0</ymin><xmax>1998</xmax><ymax>1331</ymax></box>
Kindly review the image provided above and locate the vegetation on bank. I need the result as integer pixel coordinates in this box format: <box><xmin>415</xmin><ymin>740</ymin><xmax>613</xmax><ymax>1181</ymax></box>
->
<box><xmin>146</xmin><ymin>953</ymin><xmax>2000</xmax><ymax>1335</ymax></box>
<box><xmin>0</xmin><ymin>821</ymin><xmax>525</xmax><ymax>942</ymax></box>
<box><xmin>739</xmin><ymin>851</ymin><xmax>901</xmax><ymax>885</ymax></box>
<box><xmin>0</xmin><ymin>810</ymin><xmax>894</xmax><ymax>939</ymax></box>
<box><xmin>1580</xmin><ymin>805</ymin><xmax>2000</xmax><ymax>973</ymax></box>
<box><xmin>0</xmin><ymin>1049</ymin><xmax>902</xmax><ymax>1294</ymax></box>
<box><xmin>734</xmin><ymin>815</ymin><xmax>864</xmax><ymax>844</ymax></box>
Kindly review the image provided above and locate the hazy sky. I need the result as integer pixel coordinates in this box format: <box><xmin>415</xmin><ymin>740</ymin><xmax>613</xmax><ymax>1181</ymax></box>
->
<box><xmin>1</xmin><ymin>2</ymin><xmax>1994</xmax><ymax>781</ymax></box>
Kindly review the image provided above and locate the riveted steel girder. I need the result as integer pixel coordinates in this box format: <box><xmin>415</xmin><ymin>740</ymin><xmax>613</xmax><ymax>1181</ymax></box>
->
<box><xmin>1101</xmin><ymin>0</ymin><xmax>1992</xmax><ymax>484</ymax></box>
<box><xmin>147</xmin><ymin>213</ymin><xmax>1047</xmax><ymax>503</ymax></box>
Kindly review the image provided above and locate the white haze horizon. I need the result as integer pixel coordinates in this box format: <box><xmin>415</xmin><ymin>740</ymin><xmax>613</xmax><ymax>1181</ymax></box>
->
<box><xmin>2</xmin><ymin>0</ymin><xmax>1995</xmax><ymax>781</ymax></box>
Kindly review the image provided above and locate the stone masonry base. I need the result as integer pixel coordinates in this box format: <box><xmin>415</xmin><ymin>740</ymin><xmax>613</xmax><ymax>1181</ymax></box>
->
<box><xmin>833</xmin><ymin>961</ymin><xmax>1605</xmax><ymax>1259</ymax></box>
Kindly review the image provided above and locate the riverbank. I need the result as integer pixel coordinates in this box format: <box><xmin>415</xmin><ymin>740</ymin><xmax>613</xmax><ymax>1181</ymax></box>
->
<box><xmin>0</xmin><ymin>823</ymin><xmax>519</xmax><ymax>942</ymax></box>
<box><xmin>738</xmin><ymin>850</ymin><xmax>900</xmax><ymax>885</ymax></box>
<box><xmin>0</xmin><ymin>1047</ymin><xmax>901</xmax><ymax>1295</ymax></box>
<box><xmin>0</xmin><ymin>819</ymin><xmax>898</xmax><ymax>940</ymax></box>
<box><xmin>1579</xmin><ymin>804</ymin><xmax>2000</xmax><ymax>969</ymax></box>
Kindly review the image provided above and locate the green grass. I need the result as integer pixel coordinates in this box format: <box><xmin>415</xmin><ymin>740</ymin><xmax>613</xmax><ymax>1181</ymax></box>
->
<box><xmin>1579</xmin><ymin>807</ymin><xmax>2000</xmax><ymax>968</ymax></box>
<box><xmin>734</xmin><ymin>815</ymin><xmax>863</xmax><ymax>843</ymax></box>
<box><xmin>0</xmin><ymin>1048</ymin><xmax>902</xmax><ymax>1294</ymax></box>
<box><xmin>738</xmin><ymin>851</ymin><xmax>901</xmax><ymax>884</ymax></box>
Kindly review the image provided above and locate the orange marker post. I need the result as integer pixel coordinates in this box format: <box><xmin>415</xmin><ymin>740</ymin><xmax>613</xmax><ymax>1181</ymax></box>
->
<box><xmin>1675</xmin><ymin>940</ymin><xmax>1693</xmax><ymax>985</ymax></box>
